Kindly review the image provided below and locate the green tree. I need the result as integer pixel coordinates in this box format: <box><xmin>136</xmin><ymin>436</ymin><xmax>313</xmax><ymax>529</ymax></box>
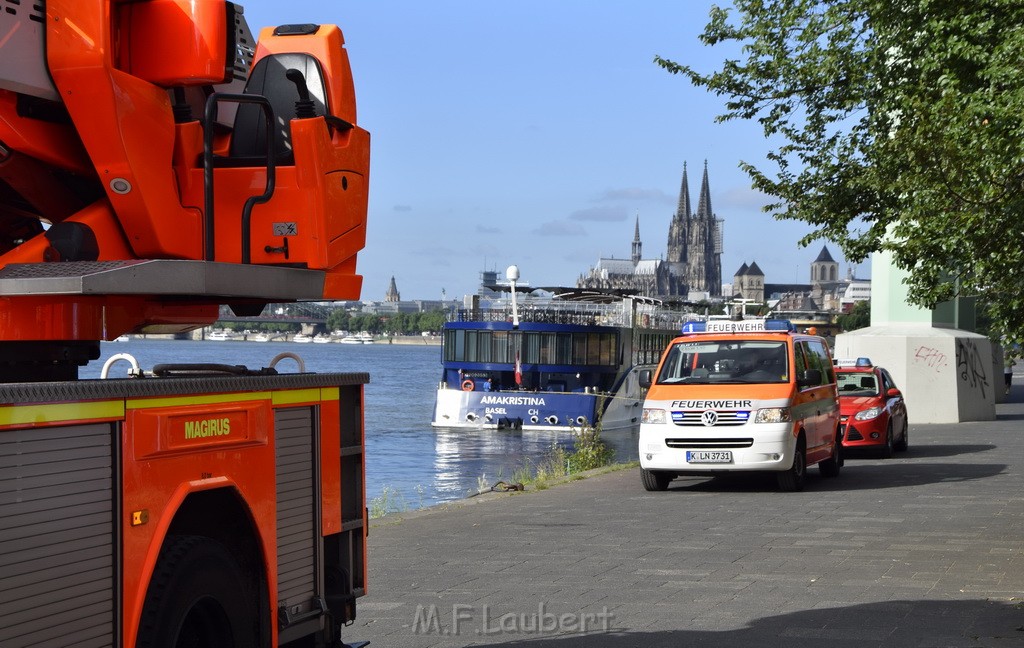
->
<box><xmin>657</xmin><ymin>1</ymin><xmax>1024</xmax><ymax>343</ymax></box>
<box><xmin>350</xmin><ymin>313</ymin><xmax>380</xmax><ymax>334</ymax></box>
<box><xmin>387</xmin><ymin>312</ymin><xmax>409</xmax><ymax>335</ymax></box>
<box><xmin>326</xmin><ymin>308</ymin><xmax>351</xmax><ymax>333</ymax></box>
<box><xmin>418</xmin><ymin>310</ymin><xmax>447</xmax><ymax>334</ymax></box>
<box><xmin>836</xmin><ymin>299</ymin><xmax>871</xmax><ymax>332</ymax></box>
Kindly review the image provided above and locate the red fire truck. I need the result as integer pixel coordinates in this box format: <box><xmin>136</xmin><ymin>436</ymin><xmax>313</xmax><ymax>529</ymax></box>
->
<box><xmin>0</xmin><ymin>1</ymin><xmax>370</xmax><ymax>646</ymax></box>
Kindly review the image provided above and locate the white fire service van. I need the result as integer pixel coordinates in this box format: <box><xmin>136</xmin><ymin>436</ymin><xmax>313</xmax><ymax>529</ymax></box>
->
<box><xmin>638</xmin><ymin>319</ymin><xmax>841</xmax><ymax>492</ymax></box>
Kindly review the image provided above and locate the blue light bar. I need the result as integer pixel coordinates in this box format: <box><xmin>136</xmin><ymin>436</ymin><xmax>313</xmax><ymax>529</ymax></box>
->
<box><xmin>682</xmin><ymin>319</ymin><xmax>795</xmax><ymax>334</ymax></box>
<box><xmin>764</xmin><ymin>319</ymin><xmax>796</xmax><ymax>332</ymax></box>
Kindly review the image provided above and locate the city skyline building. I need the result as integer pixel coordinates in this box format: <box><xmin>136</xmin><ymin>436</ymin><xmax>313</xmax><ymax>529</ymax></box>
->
<box><xmin>577</xmin><ymin>161</ymin><xmax>724</xmax><ymax>299</ymax></box>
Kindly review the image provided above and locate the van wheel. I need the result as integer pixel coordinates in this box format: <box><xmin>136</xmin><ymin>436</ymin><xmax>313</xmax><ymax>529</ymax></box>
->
<box><xmin>641</xmin><ymin>468</ymin><xmax>671</xmax><ymax>491</ymax></box>
<box><xmin>136</xmin><ymin>535</ymin><xmax>260</xmax><ymax>648</ymax></box>
<box><xmin>777</xmin><ymin>445</ymin><xmax>806</xmax><ymax>492</ymax></box>
<box><xmin>819</xmin><ymin>433</ymin><xmax>842</xmax><ymax>478</ymax></box>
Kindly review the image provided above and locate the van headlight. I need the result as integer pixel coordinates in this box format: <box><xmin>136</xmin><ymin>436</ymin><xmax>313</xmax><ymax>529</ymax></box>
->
<box><xmin>855</xmin><ymin>406</ymin><xmax>883</xmax><ymax>421</ymax></box>
<box><xmin>755</xmin><ymin>407</ymin><xmax>792</xmax><ymax>424</ymax></box>
<box><xmin>642</xmin><ymin>408</ymin><xmax>667</xmax><ymax>424</ymax></box>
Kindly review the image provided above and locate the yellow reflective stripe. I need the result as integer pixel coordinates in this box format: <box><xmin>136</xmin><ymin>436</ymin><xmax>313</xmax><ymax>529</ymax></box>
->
<box><xmin>126</xmin><ymin>392</ymin><xmax>271</xmax><ymax>410</ymax></box>
<box><xmin>271</xmin><ymin>388</ymin><xmax>325</xmax><ymax>406</ymax></box>
<box><xmin>0</xmin><ymin>400</ymin><xmax>124</xmax><ymax>426</ymax></box>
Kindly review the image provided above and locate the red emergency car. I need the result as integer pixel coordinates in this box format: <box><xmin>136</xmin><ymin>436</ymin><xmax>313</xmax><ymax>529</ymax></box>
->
<box><xmin>835</xmin><ymin>359</ymin><xmax>909</xmax><ymax>457</ymax></box>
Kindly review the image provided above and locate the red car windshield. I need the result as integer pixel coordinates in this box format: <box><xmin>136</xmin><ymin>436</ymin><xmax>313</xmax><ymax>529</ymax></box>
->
<box><xmin>837</xmin><ymin>371</ymin><xmax>879</xmax><ymax>396</ymax></box>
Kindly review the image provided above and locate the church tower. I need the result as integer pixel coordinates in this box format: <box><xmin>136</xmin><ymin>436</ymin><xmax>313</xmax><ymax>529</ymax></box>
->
<box><xmin>631</xmin><ymin>215</ymin><xmax>642</xmax><ymax>265</ymax></box>
<box><xmin>811</xmin><ymin>245</ymin><xmax>839</xmax><ymax>286</ymax></box>
<box><xmin>685</xmin><ymin>161</ymin><xmax>723</xmax><ymax>296</ymax></box>
<box><xmin>665</xmin><ymin>162</ymin><xmax>691</xmax><ymax>282</ymax></box>
<box><xmin>385</xmin><ymin>276</ymin><xmax>400</xmax><ymax>302</ymax></box>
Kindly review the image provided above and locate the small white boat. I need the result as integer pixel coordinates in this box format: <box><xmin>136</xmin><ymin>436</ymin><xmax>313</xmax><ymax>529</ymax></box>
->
<box><xmin>313</xmin><ymin>334</ymin><xmax>331</xmax><ymax>344</ymax></box>
<box><xmin>250</xmin><ymin>333</ymin><xmax>271</xmax><ymax>342</ymax></box>
<box><xmin>292</xmin><ymin>333</ymin><xmax>313</xmax><ymax>343</ymax></box>
<box><xmin>207</xmin><ymin>330</ymin><xmax>238</xmax><ymax>341</ymax></box>
<box><xmin>340</xmin><ymin>332</ymin><xmax>374</xmax><ymax>345</ymax></box>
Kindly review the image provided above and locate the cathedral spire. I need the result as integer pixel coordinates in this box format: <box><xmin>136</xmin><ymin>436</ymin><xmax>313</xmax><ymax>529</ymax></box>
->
<box><xmin>666</xmin><ymin>163</ymin><xmax>691</xmax><ymax>269</ymax></box>
<box><xmin>677</xmin><ymin>161</ymin><xmax>692</xmax><ymax>218</ymax></box>
<box><xmin>697</xmin><ymin>159</ymin><xmax>713</xmax><ymax>219</ymax></box>
<box><xmin>685</xmin><ymin>160</ymin><xmax>723</xmax><ymax>297</ymax></box>
<box><xmin>631</xmin><ymin>214</ymin><xmax>642</xmax><ymax>265</ymax></box>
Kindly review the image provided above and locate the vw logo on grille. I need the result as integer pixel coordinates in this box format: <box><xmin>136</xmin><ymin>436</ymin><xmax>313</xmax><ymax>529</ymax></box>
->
<box><xmin>701</xmin><ymin>410</ymin><xmax>718</xmax><ymax>426</ymax></box>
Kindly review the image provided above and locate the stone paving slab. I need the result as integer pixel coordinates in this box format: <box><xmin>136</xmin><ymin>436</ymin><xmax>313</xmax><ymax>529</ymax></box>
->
<box><xmin>350</xmin><ymin>398</ymin><xmax>1024</xmax><ymax>647</ymax></box>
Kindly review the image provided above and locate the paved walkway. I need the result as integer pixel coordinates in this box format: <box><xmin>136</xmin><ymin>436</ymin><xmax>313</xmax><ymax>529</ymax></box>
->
<box><xmin>352</xmin><ymin>394</ymin><xmax>1024</xmax><ymax>647</ymax></box>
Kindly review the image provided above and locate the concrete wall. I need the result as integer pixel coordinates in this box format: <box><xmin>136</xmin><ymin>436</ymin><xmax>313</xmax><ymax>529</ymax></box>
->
<box><xmin>834</xmin><ymin>325</ymin><xmax>995</xmax><ymax>424</ymax></box>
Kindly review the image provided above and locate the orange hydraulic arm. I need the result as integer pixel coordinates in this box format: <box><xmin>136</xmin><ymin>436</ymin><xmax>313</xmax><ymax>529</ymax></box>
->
<box><xmin>0</xmin><ymin>0</ymin><xmax>369</xmax><ymax>375</ymax></box>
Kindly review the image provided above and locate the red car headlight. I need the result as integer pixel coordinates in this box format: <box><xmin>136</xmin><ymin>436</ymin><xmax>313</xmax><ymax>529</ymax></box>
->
<box><xmin>854</xmin><ymin>406</ymin><xmax>883</xmax><ymax>421</ymax></box>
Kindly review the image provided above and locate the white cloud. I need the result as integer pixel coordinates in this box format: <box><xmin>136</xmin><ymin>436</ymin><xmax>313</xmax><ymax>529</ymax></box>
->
<box><xmin>569</xmin><ymin>206</ymin><xmax>627</xmax><ymax>222</ymax></box>
<box><xmin>532</xmin><ymin>221</ymin><xmax>587</xmax><ymax>236</ymax></box>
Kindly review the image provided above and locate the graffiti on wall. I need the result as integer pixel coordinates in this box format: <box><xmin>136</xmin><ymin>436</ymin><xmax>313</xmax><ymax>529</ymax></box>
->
<box><xmin>914</xmin><ymin>345</ymin><xmax>949</xmax><ymax>372</ymax></box>
<box><xmin>956</xmin><ymin>339</ymin><xmax>989</xmax><ymax>399</ymax></box>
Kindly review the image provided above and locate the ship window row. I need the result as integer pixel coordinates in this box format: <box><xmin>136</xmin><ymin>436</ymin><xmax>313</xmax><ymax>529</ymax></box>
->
<box><xmin>444</xmin><ymin>330</ymin><xmax>619</xmax><ymax>366</ymax></box>
<box><xmin>633</xmin><ymin>332</ymin><xmax>674</xmax><ymax>366</ymax></box>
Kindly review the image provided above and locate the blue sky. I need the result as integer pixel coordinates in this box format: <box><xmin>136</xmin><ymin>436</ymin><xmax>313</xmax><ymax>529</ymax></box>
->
<box><xmin>242</xmin><ymin>1</ymin><xmax>864</xmax><ymax>301</ymax></box>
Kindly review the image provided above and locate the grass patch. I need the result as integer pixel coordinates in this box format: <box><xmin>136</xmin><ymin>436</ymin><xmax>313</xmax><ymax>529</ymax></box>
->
<box><xmin>487</xmin><ymin>424</ymin><xmax>618</xmax><ymax>492</ymax></box>
<box><xmin>372</xmin><ymin>426</ymin><xmax>624</xmax><ymax>518</ymax></box>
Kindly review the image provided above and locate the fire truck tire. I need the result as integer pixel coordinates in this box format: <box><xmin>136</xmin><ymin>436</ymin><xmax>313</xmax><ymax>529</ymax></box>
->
<box><xmin>137</xmin><ymin>534</ymin><xmax>261</xmax><ymax>648</ymax></box>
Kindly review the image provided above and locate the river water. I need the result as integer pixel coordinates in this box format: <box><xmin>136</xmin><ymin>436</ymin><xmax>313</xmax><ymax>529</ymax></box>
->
<box><xmin>83</xmin><ymin>339</ymin><xmax>639</xmax><ymax>511</ymax></box>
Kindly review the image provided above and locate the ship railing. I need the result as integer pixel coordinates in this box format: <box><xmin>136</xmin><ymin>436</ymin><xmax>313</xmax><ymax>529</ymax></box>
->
<box><xmin>450</xmin><ymin>302</ymin><xmax>696</xmax><ymax>330</ymax></box>
<box><xmin>451</xmin><ymin>302</ymin><xmax>629</xmax><ymax>327</ymax></box>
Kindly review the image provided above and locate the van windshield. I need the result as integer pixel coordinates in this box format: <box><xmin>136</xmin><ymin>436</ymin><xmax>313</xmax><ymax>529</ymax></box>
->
<box><xmin>656</xmin><ymin>340</ymin><xmax>789</xmax><ymax>385</ymax></box>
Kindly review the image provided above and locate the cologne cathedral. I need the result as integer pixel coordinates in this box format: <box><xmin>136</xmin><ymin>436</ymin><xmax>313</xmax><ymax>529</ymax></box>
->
<box><xmin>577</xmin><ymin>161</ymin><xmax>723</xmax><ymax>299</ymax></box>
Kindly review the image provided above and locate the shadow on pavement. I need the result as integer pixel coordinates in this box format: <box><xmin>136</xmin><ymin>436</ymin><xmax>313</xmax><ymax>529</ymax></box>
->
<box><xmin>479</xmin><ymin>599</ymin><xmax>1023</xmax><ymax>648</ymax></box>
<box><xmin>843</xmin><ymin>443</ymin><xmax>996</xmax><ymax>460</ymax></box>
<box><xmin>821</xmin><ymin>461</ymin><xmax>1007</xmax><ymax>491</ymax></box>
<box><xmin>652</xmin><ymin>458</ymin><xmax>1006</xmax><ymax>493</ymax></box>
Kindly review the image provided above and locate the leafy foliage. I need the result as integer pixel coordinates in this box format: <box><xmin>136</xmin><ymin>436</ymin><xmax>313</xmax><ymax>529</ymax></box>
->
<box><xmin>657</xmin><ymin>1</ymin><xmax>1024</xmax><ymax>343</ymax></box>
<box><xmin>326</xmin><ymin>308</ymin><xmax>448</xmax><ymax>335</ymax></box>
<box><xmin>566</xmin><ymin>425</ymin><xmax>615</xmax><ymax>473</ymax></box>
<box><xmin>836</xmin><ymin>299</ymin><xmax>870</xmax><ymax>332</ymax></box>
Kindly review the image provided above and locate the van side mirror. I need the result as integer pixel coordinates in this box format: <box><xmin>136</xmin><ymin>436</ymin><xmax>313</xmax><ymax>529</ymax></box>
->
<box><xmin>639</xmin><ymin>369</ymin><xmax>652</xmax><ymax>388</ymax></box>
<box><xmin>797</xmin><ymin>369</ymin><xmax>822</xmax><ymax>389</ymax></box>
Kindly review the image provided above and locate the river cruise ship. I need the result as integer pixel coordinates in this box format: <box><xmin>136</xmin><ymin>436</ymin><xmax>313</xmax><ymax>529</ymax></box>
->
<box><xmin>432</xmin><ymin>283</ymin><xmax>692</xmax><ymax>432</ymax></box>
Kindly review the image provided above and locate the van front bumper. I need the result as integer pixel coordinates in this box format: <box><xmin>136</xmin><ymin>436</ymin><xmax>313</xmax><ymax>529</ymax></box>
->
<box><xmin>638</xmin><ymin>422</ymin><xmax>796</xmax><ymax>473</ymax></box>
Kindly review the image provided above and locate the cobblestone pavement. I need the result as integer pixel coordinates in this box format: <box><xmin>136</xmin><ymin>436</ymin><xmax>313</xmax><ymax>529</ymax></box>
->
<box><xmin>351</xmin><ymin>395</ymin><xmax>1024</xmax><ymax>647</ymax></box>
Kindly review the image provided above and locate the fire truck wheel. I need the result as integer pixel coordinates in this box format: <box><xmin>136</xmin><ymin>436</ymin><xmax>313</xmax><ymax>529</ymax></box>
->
<box><xmin>137</xmin><ymin>535</ymin><xmax>260</xmax><ymax>648</ymax></box>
